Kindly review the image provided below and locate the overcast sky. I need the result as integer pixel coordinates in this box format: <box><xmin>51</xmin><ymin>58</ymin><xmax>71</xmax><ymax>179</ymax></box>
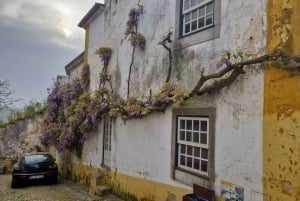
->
<box><xmin>0</xmin><ymin>0</ymin><xmax>104</xmax><ymax>108</ymax></box>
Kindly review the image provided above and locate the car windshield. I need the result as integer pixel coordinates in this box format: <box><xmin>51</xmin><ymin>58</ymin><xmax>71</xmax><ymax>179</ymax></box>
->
<box><xmin>22</xmin><ymin>154</ymin><xmax>54</xmax><ymax>165</ymax></box>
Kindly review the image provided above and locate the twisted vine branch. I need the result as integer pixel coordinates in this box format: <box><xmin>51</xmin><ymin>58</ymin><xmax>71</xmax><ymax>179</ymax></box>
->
<box><xmin>190</xmin><ymin>54</ymin><xmax>300</xmax><ymax>98</ymax></box>
<box><xmin>158</xmin><ymin>29</ymin><xmax>173</xmax><ymax>83</ymax></box>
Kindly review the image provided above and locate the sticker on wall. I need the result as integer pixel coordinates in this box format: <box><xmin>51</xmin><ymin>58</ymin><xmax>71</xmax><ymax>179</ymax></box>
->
<box><xmin>220</xmin><ymin>180</ymin><xmax>244</xmax><ymax>201</ymax></box>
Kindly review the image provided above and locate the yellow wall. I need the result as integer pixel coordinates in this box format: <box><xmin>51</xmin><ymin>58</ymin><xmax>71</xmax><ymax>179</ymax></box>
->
<box><xmin>264</xmin><ymin>1</ymin><xmax>300</xmax><ymax>200</ymax></box>
<box><xmin>84</xmin><ymin>26</ymin><xmax>90</xmax><ymax>65</ymax></box>
<box><xmin>109</xmin><ymin>172</ymin><xmax>191</xmax><ymax>201</ymax></box>
<box><xmin>57</xmin><ymin>160</ymin><xmax>191</xmax><ymax>201</ymax></box>
<box><xmin>0</xmin><ymin>161</ymin><xmax>13</xmax><ymax>173</ymax></box>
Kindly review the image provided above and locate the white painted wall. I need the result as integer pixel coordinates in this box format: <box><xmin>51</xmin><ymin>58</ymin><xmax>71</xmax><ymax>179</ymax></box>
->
<box><xmin>83</xmin><ymin>0</ymin><xmax>266</xmax><ymax>199</ymax></box>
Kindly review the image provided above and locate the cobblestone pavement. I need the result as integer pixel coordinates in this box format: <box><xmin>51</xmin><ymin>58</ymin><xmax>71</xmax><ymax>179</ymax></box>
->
<box><xmin>0</xmin><ymin>174</ymin><xmax>124</xmax><ymax>201</ymax></box>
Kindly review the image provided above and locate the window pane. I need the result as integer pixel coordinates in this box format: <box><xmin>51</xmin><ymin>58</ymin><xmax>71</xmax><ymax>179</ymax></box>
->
<box><xmin>201</xmin><ymin>148</ymin><xmax>208</xmax><ymax>159</ymax></box>
<box><xmin>198</xmin><ymin>17</ymin><xmax>204</xmax><ymax>28</ymax></box>
<box><xmin>187</xmin><ymin>145</ymin><xmax>193</xmax><ymax>156</ymax></box>
<box><xmin>187</xmin><ymin>120</ymin><xmax>192</xmax><ymax>130</ymax></box>
<box><xmin>192</xmin><ymin>10</ymin><xmax>197</xmax><ymax>20</ymax></box>
<box><xmin>181</xmin><ymin>145</ymin><xmax>186</xmax><ymax>154</ymax></box>
<box><xmin>201</xmin><ymin>121</ymin><xmax>207</xmax><ymax>131</ymax></box>
<box><xmin>191</xmin><ymin>0</ymin><xmax>197</xmax><ymax>7</ymax></box>
<box><xmin>185</xmin><ymin>23</ymin><xmax>190</xmax><ymax>33</ymax></box>
<box><xmin>199</xmin><ymin>7</ymin><xmax>205</xmax><ymax>16</ymax></box>
<box><xmin>186</xmin><ymin>131</ymin><xmax>192</xmax><ymax>141</ymax></box>
<box><xmin>193</xmin><ymin>132</ymin><xmax>199</xmax><ymax>143</ymax></box>
<box><xmin>180</xmin><ymin>155</ymin><xmax>186</xmax><ymax>166</ymax></box>
<box><xmin>187</xmin><ymin>157</ymin><xmax>193</xmax><ymax>168</ymax></box>
<box><xmin>184</xmin><ymin>13</ymin><xmax>191</xmax><ymax>22</ymax></box>
<box><xmin>180</xmin><ymin>131</ymin><xmax>185</xmax><ymax>140</ymax></box>
<box><xmin>191</xmin><ymin>20</ymin><xmax>197</xmax><ymax>31</ymax></box>
<box><xmin>206</xmin><ymin>2</ymin><xmax>213</xmax><ymax>13</ymax></box>
<box><xmin>206</xmin><ymin>14</ymin><xmax>213</xmax><ymax>25</ymax></box>
<box><xmin>193</xmin><ymin>120</ymin><xmax>199</xmax><ymax>131</ymax></box>
<box><xmin>194</xmin><ymin>147</ymin><xmax>200</xmax><ymax>157</ymax></box>
<box><xmin>180</xmin><ymin>119</ymin><xmax>185</xmax><ymax>129</ymax></box>
<box><xmin>194</xmin><ymin>159</ymin><xmax>200</xmax><ymax>170</ymax></box>
<box><xmin>201</xmin><ymin>160</ymin><xmax>208</xmax><ymax>172</ymax></box>
<box><xmin>200</xmin><ymin>133</ymin><xmax>207</xmax><ymax>144</ymax></box>
<box><xmin>184</xmin><ymin>0</ymin><xmax>190</xmax><ymax>10</ymax></box>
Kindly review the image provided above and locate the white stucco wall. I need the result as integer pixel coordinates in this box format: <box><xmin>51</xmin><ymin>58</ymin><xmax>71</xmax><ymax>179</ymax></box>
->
<box><xmin>83</xmin><ymin>0</ymin><xmax>266</xmax><ymax>199</ymax></box>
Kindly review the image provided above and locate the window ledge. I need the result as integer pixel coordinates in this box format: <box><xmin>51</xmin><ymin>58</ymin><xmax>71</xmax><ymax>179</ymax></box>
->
<box><xmin>173</xmin><ymin>23</ymin><xmax>220</xmax><ymax>51</ymax></box>
<box><xmin>173</xmin><ymin>168</ymin><xmax>213</xmax><ymax>188</ymax></box>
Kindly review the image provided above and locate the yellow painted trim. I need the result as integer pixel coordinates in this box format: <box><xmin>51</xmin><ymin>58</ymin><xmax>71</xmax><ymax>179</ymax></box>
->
<box><xmin>84</xmin><ymin>26</ymin><xmax>90</xmax><ymax>65</ymax></box>
<box><xmin>109</xmin><ymin>172</ymin><xmax>192</xmax><ymax>201</ymax></box>
<box><xmin>264</xmin><ymin>1</ymin><xmax>300</xmax><ymax>200</ymax></box>
<box><xmin>57</xmin><ymin>160</ymin><xmax>191</xmax><ymax>201</ymax></box>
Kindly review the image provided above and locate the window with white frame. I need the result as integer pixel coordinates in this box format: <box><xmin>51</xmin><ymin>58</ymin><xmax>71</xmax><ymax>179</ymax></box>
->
<box><xmin>182</xmin><ymin>0</ymin><xmax>214</xmax><ymax>36</ymax></box>
<box><xmin>177</xmin><ymin>116</ymin><xmax>209</xmax><ymax>176</ymax></box>
<box><xmin>103</xmin><ymin>117</ymin><xmax>112</xmax><ymax>152</ymax></box>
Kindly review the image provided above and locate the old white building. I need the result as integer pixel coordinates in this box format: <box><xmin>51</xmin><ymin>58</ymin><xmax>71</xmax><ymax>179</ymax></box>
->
<box><xmin>59</xmin><ymin>0</ymin><xmax>267</xmax><ymax>200</ymax></box>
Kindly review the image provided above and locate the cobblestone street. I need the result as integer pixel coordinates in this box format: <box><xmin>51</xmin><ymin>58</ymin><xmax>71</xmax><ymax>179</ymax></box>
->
<box><xmin>0</xmin><ymin>174</ymin><xmax>124</xmax><ymax>201</ymax></box>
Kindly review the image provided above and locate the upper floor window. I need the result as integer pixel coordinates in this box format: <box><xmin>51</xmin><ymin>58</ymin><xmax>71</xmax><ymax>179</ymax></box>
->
<box><xmin>182</xmin><ymin>0</ymin><xmax>214</xmax><ymax>36</ymax></box>
<box><xmin>174</xmin><ymin>0</ymin><xmax>220</xmax><ymax>49</ymax></box>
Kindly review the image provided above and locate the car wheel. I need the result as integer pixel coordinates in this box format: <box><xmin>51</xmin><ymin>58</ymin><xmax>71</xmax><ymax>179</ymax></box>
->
<box><xmin>50</xmin><ymin>176</ymin><xmax>57</xmax><ymax>184</ymax></box>
<box><xmin>11</xmin><ymin>181</ymin><xmax>18</xmax><ymax>188</ymax></box>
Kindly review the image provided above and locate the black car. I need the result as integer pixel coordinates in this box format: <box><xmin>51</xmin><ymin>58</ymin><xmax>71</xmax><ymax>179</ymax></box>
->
<box><xmin>11</xmin><ymin>152</ymin><xmax>58</xmax><ymax>188</ymax></box>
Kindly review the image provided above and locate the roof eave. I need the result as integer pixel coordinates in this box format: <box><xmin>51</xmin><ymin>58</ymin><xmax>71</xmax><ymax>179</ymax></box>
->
<box><xmin>78</xmin><ymin>3</ymin><xmax>105</xmax><ymax>29</ymax></box>
<box><xmin>65</xmin><ymin>51</ymin><xmax>85</xmax><ymax>76</ymax></box>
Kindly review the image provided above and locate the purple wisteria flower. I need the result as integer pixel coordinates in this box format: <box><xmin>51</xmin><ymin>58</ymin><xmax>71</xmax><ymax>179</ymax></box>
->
<box><xmin>95</xmin><ymin>47</ymin><xmax>112</xmax><ymax>66</ymax></box>
<box><xmin>224</xmin><ymin>58</ymin><xmax>231</xmax><ymax>66</ymax></box>
<box><xmin>130</xmin><ymin>33</ymin><xmax>146</xmax><ymax>51</ymax></box>
<box><xmin>73</xmin><ymin>82</ymin><xmax>82</xmax><ymax>92</ymax></box>
<box><xmin>216</xmin><ymin>60</ymin><xmax>223</xmax><ymax>69</ymax></box>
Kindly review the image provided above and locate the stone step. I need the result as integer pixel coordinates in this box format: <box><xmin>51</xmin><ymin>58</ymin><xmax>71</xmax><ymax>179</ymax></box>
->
<box><xmin>91</xmin><ymin>172</ymin><xmax>105</xmax><ymax>186</ymax></box>
<box><xmin>96</xmin><ymin>184</ymin><xmax>112</xmax><ymax>196</ymax></box>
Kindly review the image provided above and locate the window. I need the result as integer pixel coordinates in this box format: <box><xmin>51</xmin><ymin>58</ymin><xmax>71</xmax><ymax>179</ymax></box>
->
<box><xmin>103</xmin><ymin>116</ymin><xmax>112</xmax><ymax>167</ymax></box>
<box><xmin>172</xmin><ymin>108</ymin><xmax>215</xmax><ymax>188</ymax></box>
<box><xmin>182</xmin><ymin>0</ymin><xmax>214</xmax><ymax>36</ymax></box>
<box><xmin>103</xmin><ymin>117</ymin><xmax>112</xmax><ymax>152</ymax></box>
<box><xmin>177</xmin><ymin>116</ymin><xmax>209</xmax><ymax>176</ymax></box>
<box><xmin>174</xmin><ymin>0</ymin><xmax>220</xmax><ymax>49</ymax></box>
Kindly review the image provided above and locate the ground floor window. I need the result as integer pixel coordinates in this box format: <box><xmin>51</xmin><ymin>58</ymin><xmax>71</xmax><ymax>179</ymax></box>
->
<box><xmin>177</xmin><ymin>116</ymin><xmax>209</xmax><ymax>176</ymax></box>
<box><xmin>103</xmin><ymin>116</ymin><xmax>112</xmax><ymax>167</ymax></box>
<box><xmin>172</xmin><ymin>108</ymin><xmax>215</xmax><ymax>187</ymax></box>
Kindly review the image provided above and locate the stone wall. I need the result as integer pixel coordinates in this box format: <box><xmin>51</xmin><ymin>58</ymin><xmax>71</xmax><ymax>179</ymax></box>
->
<box><xmin>0</xmin><ymin>115</ymin><xmax>45</xmax><ymax>170</ymax></box>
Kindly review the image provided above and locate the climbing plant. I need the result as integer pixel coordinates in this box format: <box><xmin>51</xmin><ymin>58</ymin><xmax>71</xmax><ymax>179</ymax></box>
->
<box><xmin>158</xmin><ymin>28</ymin><xmax>173</xmax><ymax>83</ymax></box>
<box><xmin>41</xmin><ymin>66</ymin><xmax>94</xmax><ymax>156</ymax></box>
<box><xmin>125</xmin><ymin>2</ymin><xmax>146</xmax><ymax>101</ymax></box>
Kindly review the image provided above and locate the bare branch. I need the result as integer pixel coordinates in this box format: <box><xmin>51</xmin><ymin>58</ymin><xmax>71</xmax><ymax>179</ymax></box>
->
<box><xmin>0</xmin><ymin>79</ymin><xmax>15</xmax><ymax>109</ymax></box>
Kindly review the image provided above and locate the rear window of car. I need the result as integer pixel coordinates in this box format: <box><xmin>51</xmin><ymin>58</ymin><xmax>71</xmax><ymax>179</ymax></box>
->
<box><xmin>22</xmin><ymin>154</ymin><xmax>54</xmax><ymax>165</ymax></box>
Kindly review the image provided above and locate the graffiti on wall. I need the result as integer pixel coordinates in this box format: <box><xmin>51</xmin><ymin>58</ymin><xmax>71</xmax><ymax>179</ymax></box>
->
<box><xmin>220</xmin><ymin>180</ymin><xmax>244</xmax><ymax>201</ymax></box>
